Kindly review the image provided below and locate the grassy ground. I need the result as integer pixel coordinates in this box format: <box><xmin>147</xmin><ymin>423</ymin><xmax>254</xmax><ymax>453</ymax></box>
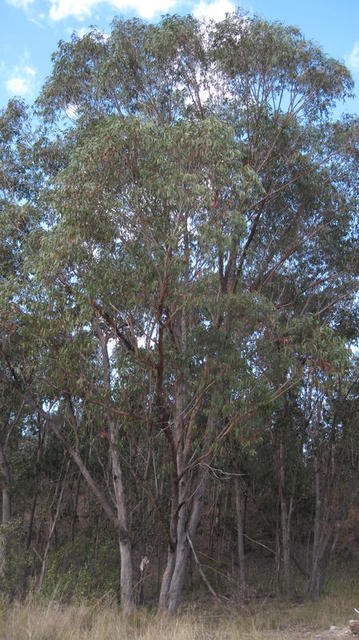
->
<box><xmin>0</xmin><ymin>593</ymin><xmax>357</xmax><ymax>639</ymax></box>
<box><xmin>1</xmin><ymin>568</ymin><xmax>358</xmax><ymax>639</ymax></box>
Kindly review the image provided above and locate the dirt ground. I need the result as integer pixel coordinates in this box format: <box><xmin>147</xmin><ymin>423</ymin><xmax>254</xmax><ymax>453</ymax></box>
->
<box><xmin>261</xmin><ymin>627</ymin><xmax>351</xmax><ymax>640</ymax></box>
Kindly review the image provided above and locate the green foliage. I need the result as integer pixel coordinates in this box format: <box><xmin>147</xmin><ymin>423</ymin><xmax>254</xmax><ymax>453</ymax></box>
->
<box><xmin>0</xmin><ymin>521</ymin><xmax>32</xmax><ymax>600</ymax></box>
<box><xmin>41</xmin><ymin>536</ymin><xmax>121</xmax><ymax>601</ymax></box>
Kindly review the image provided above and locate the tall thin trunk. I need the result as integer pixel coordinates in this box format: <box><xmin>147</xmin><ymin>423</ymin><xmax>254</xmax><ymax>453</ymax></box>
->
<box><xmin>167</xmin><ymin>469</ymin><xmax>209</xmax><ymax>614</ymax></box>
<box><xmin>2</xmin><ymin>485</ymin><xmax>10</xmax><ymax>525</ymax></box>
<box><xmin>234</xmin><ymin>476</ymin><xmax>247</xmax><ymax>598</ymax></box>
<box><xmin>71</xmin><ymin>472</ymin><xmax>81</xmax><ymax>543</ymax></box>
<box><xmin>158</xmin><ymin>547</ymin><xmax>176</xmax><ymax>611</ymax></box>
<box><xmin>279</xmin><ymin>436</ymin><xmax>294</xmax><ymax>598</ymax></box>
<box><xmin>167</xmin><ymin>470</ymin><xmax>189</xmax><ymax>615</ymax></box>
<box><xmin>158</xmin><ymin>453</ymin><xmax>178</xmax><ymax>612</ymax></box>
<box><xmin>0</xmin><ymin>446</ymin><xmax>10</xmax><ymax>525</ymax></box>
<box><xmin>307</xmin><ymin>450</ymin><xmax>322</xmax><ymax>598</ymax></box>
<box><xmin>96</xmin><ymin>321</ymin><xmax>134</xmax><ymax>613</ymax></box>
<box><xmin>26</xmin><ymin>490</ymin><xmax>38</xmax><ymax>550</ymax></box>
<box><xmin>110</xmin><ymin>436</ymin><xmax>134</xmax><ymax>613</ymax></box>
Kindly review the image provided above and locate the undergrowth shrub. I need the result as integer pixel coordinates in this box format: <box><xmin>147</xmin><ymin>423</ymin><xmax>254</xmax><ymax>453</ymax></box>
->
<box><xmin>0</xmin><ymin>520</ymin><xmax>32</xmax><ymax>600</ymax></box>
<box><xmin>42</xmin><ymin>534</ymin><xmax>121</xmax><ymax>601</ymax></box>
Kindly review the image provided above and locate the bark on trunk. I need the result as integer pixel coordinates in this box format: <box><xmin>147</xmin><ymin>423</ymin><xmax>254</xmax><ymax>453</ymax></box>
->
<box><xmin>110</xmin><ymin>440</ymin><xmax>134</xmax><ymax>613</ymax></box>
<box><xmin>234</xmin><ymin>476</ymin><xmax>247</xmax><ymax>598</ymax></box>
<box><xmin>279</xmin><ymin>437</ymin><xmax>294</xmax><ymax>598</ymax></box>
<box><xmin>0</xmin><ymin>446</ymin><xmax>11</xmax><ymax>525</ymax></box>
<box><xmin>26</xmin><ymin>490</ymin><xmax>38</xmax><ymax>550</ymax></box>
<box><xmin>167</xmin><ymin>539</ymin><xmax>190</xmax><ymax>614</ymax></box>
<box><xmin>158</xmin><ymin>547</ymin><xmax>176</xmax><ymax>612</ymax></box>
<box><xmin>71</xmin><ymin>473</ymin><xmax>81</xmax><ymax>543</ymax></box>
<box><xmin>307</xmin><ymin>451</ymin><xmax>321</xmax><ymax>598</ymax></box>
<box><xmin>2</xmin><ymin>485</ymin><xmax>10</xmax><ymax>525</ymax></box>
<box><xmin>96</xmin><ymin>321</ymin><xmax>134</xmax><ymax>613</ymax></box>
<box><xmin>167</xmin><ymin>469</ymin><xmax>209</xmax><ymax>615</ymax></box>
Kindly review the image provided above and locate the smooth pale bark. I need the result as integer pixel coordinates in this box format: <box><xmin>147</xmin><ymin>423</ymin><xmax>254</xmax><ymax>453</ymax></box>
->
<box><xmin>167</xmin><ymin>539</ymin><xmax>190</xmax><ymax>614</ymax></box>
<box><xmin>157</xmin><ymin>454</ymin><xmax>210</xmax><ymax>615</ymax></box>
<box><xmin>158</xmin><ymin>547</ymin><xmax>176</xmax><ymax>612</ymax></box>
<box><xmin>167</xmin><ymin>469</ymin><xmax>209</xmax><ymax>615</ymax></box>
<box><xmin>110</xmin><ymin>435</ymin><xmax>134</xmax><ymax>613</ymax></box>
<box><xmin>166</xmin><ymin>469</ymin><xmax>189</xmax><ymax>615</ymax></box>
<box><xmin>97</xmin><ymin>322</ymin><xmax>134</xmax><ymax>613</ymax></box>
<box><xmin>162</xmin><ymin>408</ymin><xmax>214</xmax><ymax>615</ymax></box>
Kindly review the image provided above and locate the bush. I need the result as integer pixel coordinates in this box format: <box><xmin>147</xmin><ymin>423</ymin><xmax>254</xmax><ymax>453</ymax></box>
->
<box><xmin>42</xmin><ymin>534</ymin><xmax>121</xmax><ymax>601</ymax></box>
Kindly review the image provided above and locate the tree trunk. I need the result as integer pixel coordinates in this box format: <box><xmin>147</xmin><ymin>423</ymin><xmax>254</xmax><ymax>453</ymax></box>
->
<box><xmin>0</xmin><ymin>446</ymin><xmax>11</xmax><ymax>525</ymax></box>
<box><xmin>279</xmin><ymin>436</ymin><xmax>294</xmax><ymax>598</ymax></box>
<box><xmin>234</xmin><ymin>475</ymin><xmax>247</xmax><ymax>598</ymax></box>
<box><xmin>26</xmin><ymin>491</ymin><xmax>38</xmax><ymax>550</ymax></box>
<box><xmin>158</xmin><ymin>547</ymin><xmax>176</xmax><ymax>612</ymax></box>
<box><xmin>110</xmin><ymin>439</ymin><xmax>134</xmax><ymax>613</ymax></box>
<box><xmin>71</xmin><ymin>472</ymin><xmax>81</xmax><ymax>543</ymax></box>
<box><xmin>307</xmin><ymin>451</ymin><xmax>321</xmax><ymax>598</ymax></box>
<box><xmin>2</xmin><ymin>484</ymin><xmax>10</xmax><ymax>525</ymax></box>
<box><xmin>167</xmin><ymin>538</ymin><xmax>189</xmax><ymax>614</ymax></box>
<box><xmin>167</xmin><ymin>469</ymin><xmax>209</xmax><ymax>615</ymax></box>
<box><xmin>96</xmin><ymin>322</ymin><xmax>134</xmax><ymax>613</ymax></box>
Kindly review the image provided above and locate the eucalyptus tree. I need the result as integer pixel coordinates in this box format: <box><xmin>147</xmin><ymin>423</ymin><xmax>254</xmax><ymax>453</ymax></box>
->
<box><xmin>0</xmin><ymin>99</ymin><xmax>39</xmax><ymax>525</ymax></box>
<box><xmin>29</xmin><ymin>11</ymin><xmax>359</xmax><ymax>613</ymax></box>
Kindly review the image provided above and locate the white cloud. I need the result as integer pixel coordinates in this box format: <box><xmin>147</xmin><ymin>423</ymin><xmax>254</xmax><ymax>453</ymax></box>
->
<box><xmin>76</xmin><ymin>26</ymin><xmax>92</xmax><ymax>37</ymax></box>
<box><xmin>66</xmin><ymin>25</ymin><xmax>91</xmax><ymax>37</ymax></box>
<box><xmin>5</xmin><ymin>63</ymin><xmax>37</xmax><ymax>97</ymax></box>
<box><xmin>65</xmin><ymin>103</ymin><xmax>79</xmax><ymax>120</ymax></box>
<box><xmin>50</xmin><ymin>0</ymin><xmax>96</xmax><ymax>20</ymax></box>
<box><xmin>193</xmin><ymin>0</ymin><xmax>235</xmax><ymax>22</ymax></box>
<box><xmin>66</xmin><ymin>25</ymin><xmax>109</xmax><ymax>40</ymax></box>
<box><xmin>6</xmin><ymin>0</ymin><xmax>34</xmax><ymax>8</ymax></box>
<box><xmin>49</xmin><ymin>0</ymin><xmax>176</xmax><ymax>21</ymax></box>
<box><xmin>347</xmin><ymin>41</ymin><xmax>359</xmax><ymax>71</ymax></box>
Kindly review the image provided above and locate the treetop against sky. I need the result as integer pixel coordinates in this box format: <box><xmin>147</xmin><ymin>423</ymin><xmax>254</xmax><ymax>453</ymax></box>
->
<box><xmin>1</xmin><ymin>0</ymin><xmax>359</xmax><ymax>114</ymax></box>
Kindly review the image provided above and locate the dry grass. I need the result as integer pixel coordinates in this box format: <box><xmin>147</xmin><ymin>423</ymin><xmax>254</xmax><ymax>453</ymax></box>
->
<box><xmin>0</xmin><ymin>574</ymin><xmax>358</xmax><ymax>640</ymax></box>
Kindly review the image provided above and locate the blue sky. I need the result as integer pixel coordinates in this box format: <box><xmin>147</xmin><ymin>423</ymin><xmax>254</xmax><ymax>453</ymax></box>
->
<box><xmin>1</xmin><ymin>0</ymin><xmax>359</xmax><ymax>116</ymax></box>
